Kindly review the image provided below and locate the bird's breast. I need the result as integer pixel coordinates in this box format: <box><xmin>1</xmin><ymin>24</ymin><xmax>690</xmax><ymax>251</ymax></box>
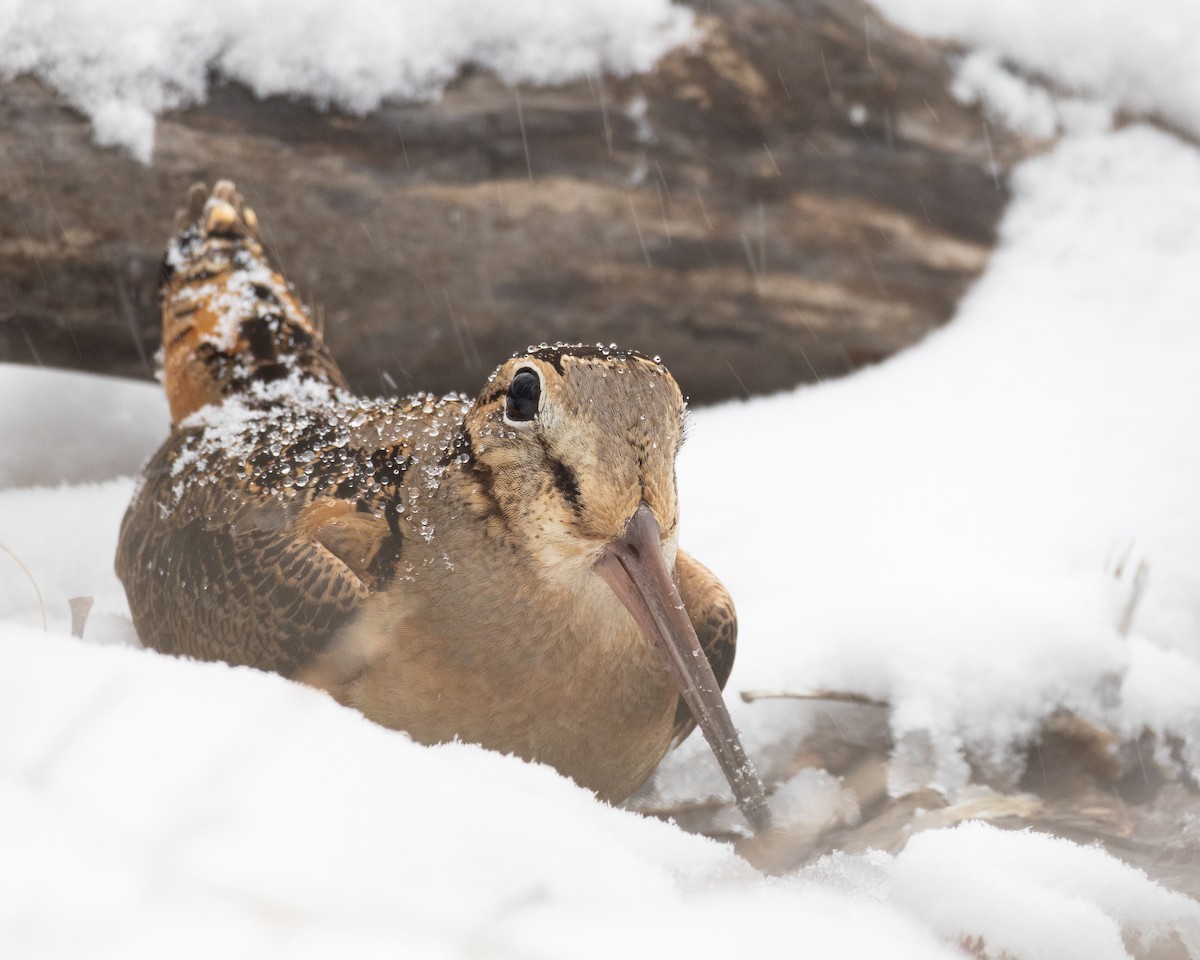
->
<box><xmin>333</xmin><ymin>569</ymin><xmax>678</xmax><ymax>802</ymax></box>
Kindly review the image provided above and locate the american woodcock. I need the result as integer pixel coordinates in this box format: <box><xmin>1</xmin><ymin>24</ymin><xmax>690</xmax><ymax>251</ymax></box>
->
<box><xmin>117</xmin><ymin>181</ymin><xmax>769</xmax><ymax>830</ymax></box>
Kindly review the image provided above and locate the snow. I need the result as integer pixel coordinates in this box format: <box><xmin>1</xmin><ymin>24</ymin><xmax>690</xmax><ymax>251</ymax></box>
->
<box><xmin>3</xmin><ymin>622</ymin><xmax>1196</xmax><ymax>957</ymax></box>
<box><xmin>810</xmin><ymin>824</ymin><xmax>1200</xmax><ymax>960</ymax></box>
<box><xmin>949</xmin><ymin>50</ymin><xmax>1115</xmax><ymax>140</ymax></box>
<box><xmin>0</xmin><ymin>0</ymin><xmax>696</xmax><ymax>162</ymax></box>
<box><xmin>5</xmin><ymin>1</ymin><xmax>1200</xmax><ymax>955</ymax></box>
<box><xmin>668</xmin><ymin>124</ymin><xmax>1200</xmax><ymax>799</ymax></box>
<box><xmin>870</xmin><ymin>0</ymin><xmax>1200</xmax><ymax>140</ymax></box>
<box><xmin>0</xmin><ymin>365</ymin><xmax>166</xmax><ymax>490</ymax></box>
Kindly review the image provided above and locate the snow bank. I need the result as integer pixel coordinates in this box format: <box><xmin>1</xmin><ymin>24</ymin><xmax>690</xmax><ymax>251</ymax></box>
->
<box><xmin>0</xmin><ymin>364</ymin><xmax>166</xmax><ymax>490</ymax></box>
<box><xmin>0</xmin><ymin>477</ymin><xmax>137</xmax><ymax>643</ymax></box>
<box><xmin>0</xmin><ymin>0</ymin><xmax>695</xmax><ymax>161</ymax></box>
<box><xmin>809</xmin><ymin>823</ymin><xmax>1200</xmax><ymax>960</ymax></box>
<box><xmin>871</xmin><ymin>0</ymin><xmax>1200</xmax><ymax>140</ymax></box>
<box><xmin>5</xmin><ymin>622</ymin><xmax>1196</xmax><ymax>958</ymax></box>
<box><xmin>0</xmin><ymin>623</ymin><xmax>963</xmax><ymax>959</ymax></box>
<box><xmin>674</xmin><ymin>124</ymin><xmax>1200</xmax><ymax>797</ymax></box>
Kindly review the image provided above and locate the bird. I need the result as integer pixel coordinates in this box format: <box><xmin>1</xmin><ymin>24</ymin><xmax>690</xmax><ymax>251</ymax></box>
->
<box><xmin>117</xmin><ymin>180</ymin><xmax>768</xmax><ymax>831</ymax></box>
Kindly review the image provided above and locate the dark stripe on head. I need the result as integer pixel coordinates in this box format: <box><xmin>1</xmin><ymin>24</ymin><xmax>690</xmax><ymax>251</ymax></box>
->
<box><xmin>521</xmin><ymin>343</ymin><xmax>660</xmax><ymax>374</ymax></box>
<box><xmin>533</xmin><ymin>432</ymin><xmax>582</xmax><ymax>514</ymax></box>
<box><xmin>476</xmin><ymin>379</ymin><xmax>509</xmax><ymax>408</ymax></box>
<box><xmin>549</xmin><ymin>457</ymin><xmax>582</xmax><ymax>513</ymax></box>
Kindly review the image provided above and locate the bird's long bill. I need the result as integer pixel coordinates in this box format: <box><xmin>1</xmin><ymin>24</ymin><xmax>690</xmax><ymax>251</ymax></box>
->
<box><xmin>594</xmin><ymin>503</ymin><xmax>771</xmax><ymax>834</ymax></box>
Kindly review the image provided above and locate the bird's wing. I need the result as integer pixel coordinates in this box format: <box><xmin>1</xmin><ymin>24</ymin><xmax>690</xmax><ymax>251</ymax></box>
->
<box><xmin>116</xmin><ymin>428</ymin><xmax>402</xmax><ymax>680</ymax></box>
<box><xmin>671</xmin><ymin>550</ymin><xmax>738</xmax><ymax>745</ymax></box>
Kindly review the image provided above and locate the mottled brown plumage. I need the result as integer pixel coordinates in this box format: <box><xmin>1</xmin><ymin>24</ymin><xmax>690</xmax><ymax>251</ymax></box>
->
<box><xmin>117</xmin><ymin>181</ymin><xmax>763</xmax><ymax>825</ymax></box>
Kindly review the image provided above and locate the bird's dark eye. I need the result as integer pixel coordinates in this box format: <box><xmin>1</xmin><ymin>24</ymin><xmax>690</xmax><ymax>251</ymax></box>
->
<box><xmin>505</xmin><ymin>368</ymin><xmax>540</xmax><ymax>422</ymax></box>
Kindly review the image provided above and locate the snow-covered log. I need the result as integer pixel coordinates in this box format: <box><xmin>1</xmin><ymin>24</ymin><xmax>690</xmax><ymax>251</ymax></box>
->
<box><xmin>0</xmin><ymin>0</ymin><xmax>1028</xmax><ymax>402</ymax></box>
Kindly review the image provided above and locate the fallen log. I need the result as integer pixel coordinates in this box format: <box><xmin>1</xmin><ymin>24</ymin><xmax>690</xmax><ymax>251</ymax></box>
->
<box><xmin>0</xmin><ymin>0</ymin><xmax>1033</xmax><ymax>403</ymax></box>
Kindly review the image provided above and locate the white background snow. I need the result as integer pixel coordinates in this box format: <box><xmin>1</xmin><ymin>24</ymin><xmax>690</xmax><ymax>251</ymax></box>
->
<box><xmin>3</xmin><ymin>1</ymin><xmax>1200</xmax><ymax>957</ymax></box>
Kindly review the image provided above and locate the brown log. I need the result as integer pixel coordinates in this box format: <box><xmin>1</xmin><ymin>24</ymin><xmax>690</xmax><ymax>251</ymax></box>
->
<box><xmin>0</xmin><ymin>0</ymin><xmax>1035</xmax><ymax>404</ymax></box>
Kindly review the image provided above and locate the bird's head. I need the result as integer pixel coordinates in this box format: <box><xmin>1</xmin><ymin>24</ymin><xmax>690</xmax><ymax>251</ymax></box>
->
<box><xmin>460</xmin><ymin>344</ymin><xmax>686</xmax><ymax>570</ymax></box>
<box><xmin>458</xmin><ymin>343</ymin><xmax>769</xmax><ymax>833</ymax></box>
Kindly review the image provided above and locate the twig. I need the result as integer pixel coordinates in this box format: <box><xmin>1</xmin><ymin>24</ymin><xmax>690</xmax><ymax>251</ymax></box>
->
<box><xmin>740</xmin><ymin>689</ymin><xmax>890</xmax><ymax>708</ymax></box>
<box><xmin>1</xmin><ymin>542</ymin><xmax>47</xmax><ymax>631</ymax></box>
<box><xmin>1117</xmin><ymin>560</ymin><xmax>1149</xmax><ymax>638</ymax></box>
<box><xmin>1107</xmin><ymin>541</ymin><xmax>1150</xmax><ymax>638</ymax></box>
<box><xmin>69</xmin><ymin>596</ymin><xmax>94</xmax><ymax>639</ymax></box>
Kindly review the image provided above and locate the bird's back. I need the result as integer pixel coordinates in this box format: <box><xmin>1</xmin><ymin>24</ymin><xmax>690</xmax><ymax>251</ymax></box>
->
<box><xmin>116</xmin><ymin>385</ymin><xmax>450</xmax><ymax>676</ymax></box>
<box><xmin>118</xmin><ymin>182</ymin><xmax>431</xmax><ymax>676</ymax></box>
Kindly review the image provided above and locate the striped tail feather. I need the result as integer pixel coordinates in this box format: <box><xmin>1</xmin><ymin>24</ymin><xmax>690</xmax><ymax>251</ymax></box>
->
<box><xmin>160</xmin><ymin>180</ymin><xmax>347</xmax><ymax>424</ymax></box>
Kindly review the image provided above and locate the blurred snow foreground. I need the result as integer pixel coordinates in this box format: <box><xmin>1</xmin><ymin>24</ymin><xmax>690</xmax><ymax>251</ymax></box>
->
<box><xmin>4</xmin><ymin>6</ymin><xmax>1200</xmax><ymax>960</ymax></box>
